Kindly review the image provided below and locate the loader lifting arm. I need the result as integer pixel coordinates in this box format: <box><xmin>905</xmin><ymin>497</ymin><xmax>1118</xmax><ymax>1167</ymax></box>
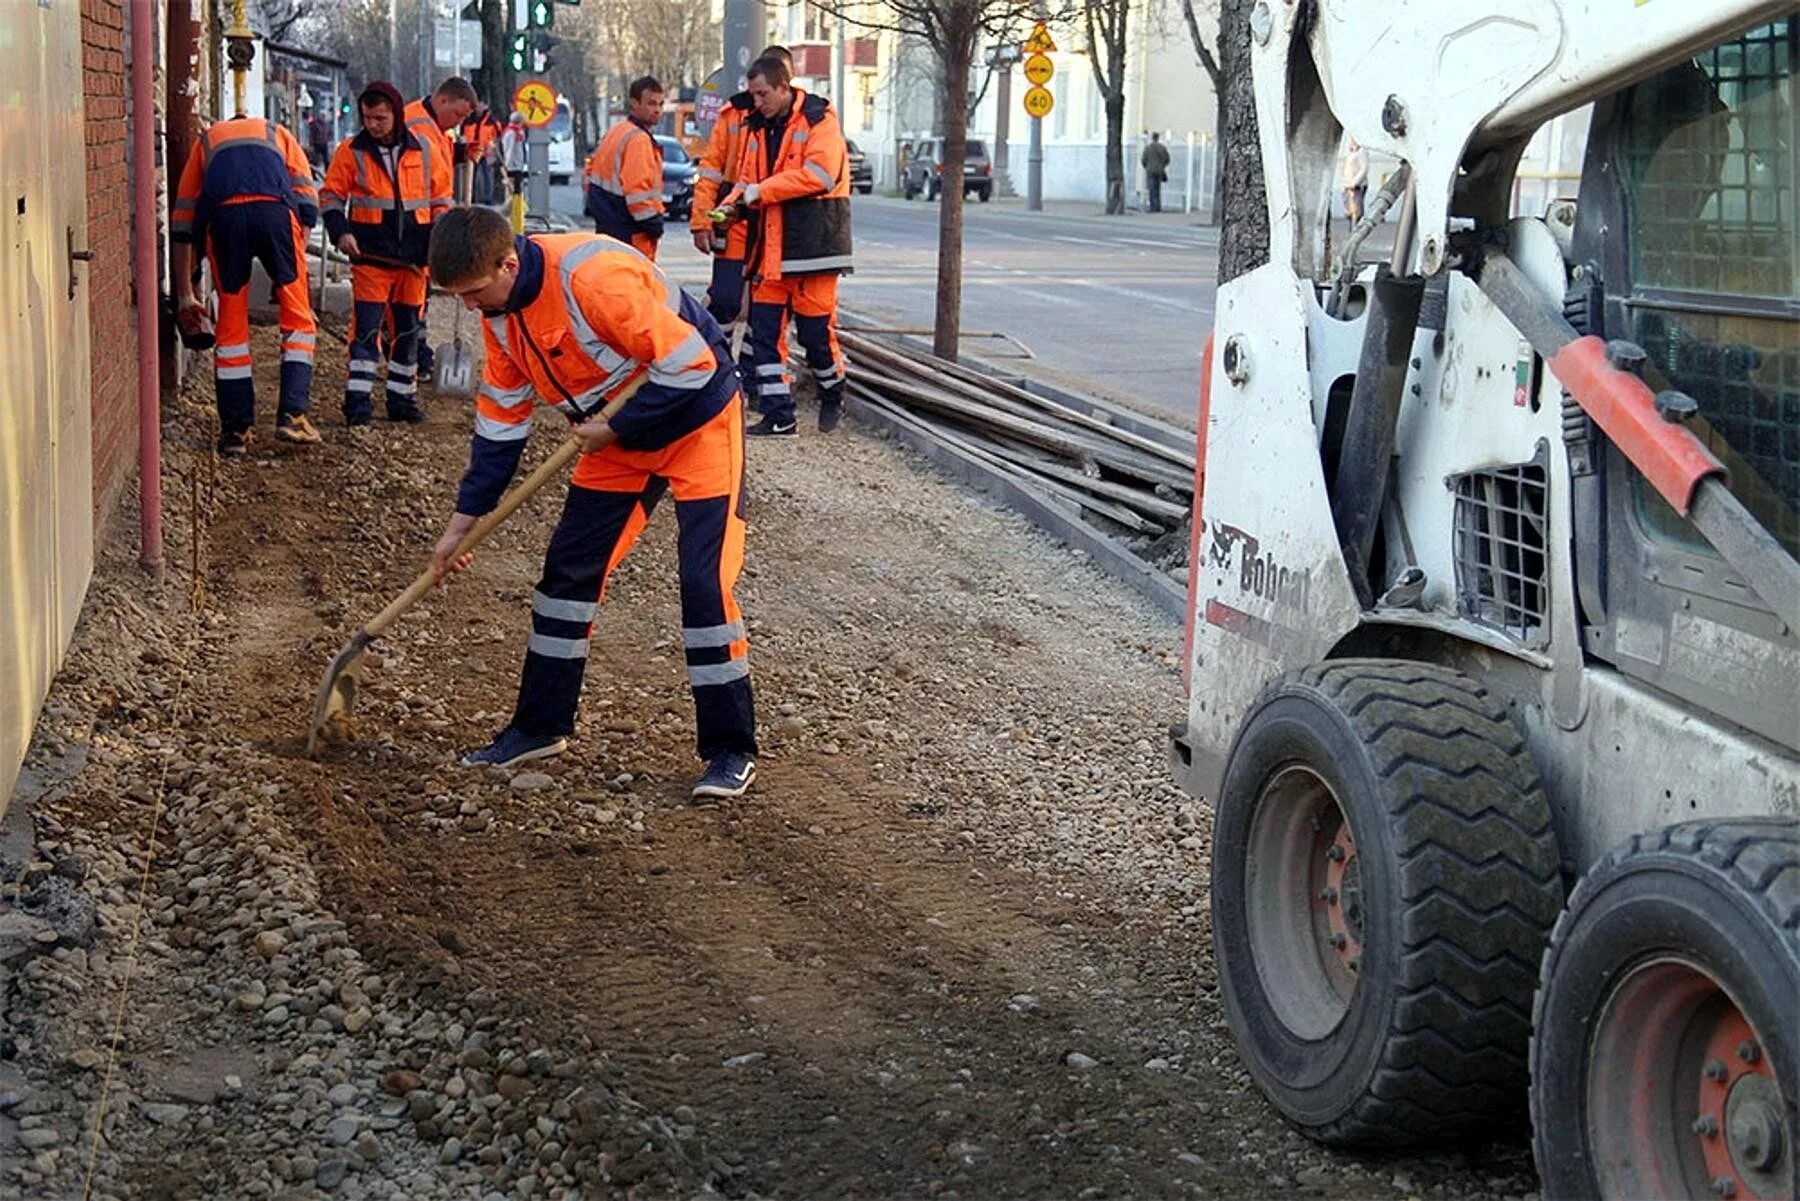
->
<box><xmin>1474</xmin><ymin>248</ymin><xmax>1800</xmax><ymax>634</ymax></box>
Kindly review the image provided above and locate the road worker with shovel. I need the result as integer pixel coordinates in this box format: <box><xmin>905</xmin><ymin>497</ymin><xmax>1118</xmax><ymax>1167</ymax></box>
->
<box><xmin>426</xmin><ymin>206</ymin><xmax>759</xmax><ymax>799</ymax></box>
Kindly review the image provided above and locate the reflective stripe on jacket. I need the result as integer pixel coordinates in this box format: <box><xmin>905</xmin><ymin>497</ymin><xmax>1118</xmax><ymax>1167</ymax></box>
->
<box><xmin>457</xmin><ymin>234</ymin><xmax>736</xmax><ymax>515</ymax></box>
<box><xmin>172</xmin><ymin>117</ymin><xmax>318</xmax><ymax>246</ymax></box>
<box><xmin>319</xmin><ymin>127</ymin><xmax>439</xmax><ymax>265</ymax></box>
<box><xmin>691</xmin><ymin>95</ymin><xmax>751</xmax><ymax>259</ymax></box>
<box><xmin>403</xmin><ymin>98</ymin><xmax>458</xmax><ymax>189</ymax></box>
<box><xmin>584</xmin><ymin>120</ymin><xmax>664</xmax><ymax>245</ymax></box>
<box><xmin>735</xmin><ymin>89</ymin><xmax>852</xmax><ymax>281</ymax></box>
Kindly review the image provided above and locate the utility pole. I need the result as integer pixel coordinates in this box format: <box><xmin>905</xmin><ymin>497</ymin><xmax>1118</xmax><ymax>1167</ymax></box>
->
<box><xmin>831</xmin><ymin>13</ymin><xmax>845</xmax><ymax>111</ymax></box>
<box><xmin>722</xmin><ymin>0</ymin><xmax>766</xmax><ymax>89</ymax></box>
<box><xmin>389</xmin><ymin>0</ymin><xmax>399</xmax><ymax>86</ymax></box>
<box><xmin>989</xmin><ymin>44</ymin><xmax>1020</xmax><ymax>194</ymax></box>
<box><xmin>1027</xmin><ymin>0</ymin><xmax>1045</xmax><ymax>210</ymax></box>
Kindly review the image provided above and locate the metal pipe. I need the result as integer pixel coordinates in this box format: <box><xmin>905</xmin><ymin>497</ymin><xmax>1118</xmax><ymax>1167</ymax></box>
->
<box><xmin>130</xmin><ymin>0</ymin><xmax>164</xmax><ymax>572</ymax></box>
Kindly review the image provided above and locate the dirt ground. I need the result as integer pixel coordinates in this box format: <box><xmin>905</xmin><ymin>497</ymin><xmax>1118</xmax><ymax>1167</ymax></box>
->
<box><xmin>0</xmin><ymin>311</ymin><xmax>1540</xmax><ymax>1200</ymax></box>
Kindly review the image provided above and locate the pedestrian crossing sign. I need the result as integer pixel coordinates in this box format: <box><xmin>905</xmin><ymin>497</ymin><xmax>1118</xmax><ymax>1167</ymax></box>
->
<box><xmin>1024</xmin><ymin>22</ymin><xmax>1057</xmax><ymax>54</ymax></box>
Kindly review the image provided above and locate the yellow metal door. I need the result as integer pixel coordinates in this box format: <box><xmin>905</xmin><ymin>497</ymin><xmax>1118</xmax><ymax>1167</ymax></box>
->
<box><xmin>1</xmin><ymin>0</ymin><xmax>97</xmax><ymax>810</ymax></box>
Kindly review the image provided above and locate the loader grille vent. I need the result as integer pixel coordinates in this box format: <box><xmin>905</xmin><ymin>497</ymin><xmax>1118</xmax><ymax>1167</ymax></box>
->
<box><xmin>1452</xmin><ymin>449</ymin><xmax>1550</xmax><ymax>646</ymax></box>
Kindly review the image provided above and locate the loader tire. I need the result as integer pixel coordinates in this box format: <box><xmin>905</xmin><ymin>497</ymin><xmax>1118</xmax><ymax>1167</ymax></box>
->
<box><xmin>1531</xmin><ymin>818</ymin><xmax>1800</xmax><ymax>1201</ymax></box>
<box><xmin>1211</xmin><ymin>659</ymin><xmax>1563</xmax><ymax>1147</ymax></box>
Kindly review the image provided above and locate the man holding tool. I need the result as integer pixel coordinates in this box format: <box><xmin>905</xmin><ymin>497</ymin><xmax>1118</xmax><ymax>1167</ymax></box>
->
<box><xmin>426</xmin><ymin>207</ymin><xmax>758</xmax><ymax>800</ymax></box>
<box><xmin>321</xmin><ymin>80</ymin><xmax>448</xmax><ymax>425</ymax></box>
<box><xmin>691</xmin><ymin>46</ymin><xmax>793</xmax><ymax>335</ymax></box>
<box><xmin>721</xmin><ymin>54</ymin><xmax>853</xmax><ymax>438</ymax></box>
<box><xmin>172</xmin><ymin>110</ymin><xmax>323</xmax><ymax>453</ymax></box>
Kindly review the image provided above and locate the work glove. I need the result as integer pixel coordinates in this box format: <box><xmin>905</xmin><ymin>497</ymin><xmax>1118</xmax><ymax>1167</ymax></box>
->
<box><xmin>176</xmin><ymin>302</ymin><xmax>215</xmax><ymax>351</ymax></box>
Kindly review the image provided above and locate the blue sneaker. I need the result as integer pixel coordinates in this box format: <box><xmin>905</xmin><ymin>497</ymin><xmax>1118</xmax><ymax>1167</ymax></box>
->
<box><xmin>459</xmin><ymin>727</ymin><xmax>567</xmax><ymax>769</ymax></box>
<box><xmin>693</xmin><ymin>752</ymin><xmax>756</xmax><ymax>799</ymax></box>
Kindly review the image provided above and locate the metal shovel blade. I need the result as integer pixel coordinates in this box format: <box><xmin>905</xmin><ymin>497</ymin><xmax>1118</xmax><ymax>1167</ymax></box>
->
<box><xmin>305</xmin><ymin>629</ymin><xmax>374</xmax><ymax>756</ymax></box>
<box><xmin>434</xmin><ymin>337</ymin><xmax>475</xmax><ymax>397</ymax></box>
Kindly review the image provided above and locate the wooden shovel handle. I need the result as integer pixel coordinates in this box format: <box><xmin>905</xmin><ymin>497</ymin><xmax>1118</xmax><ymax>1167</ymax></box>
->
<box><xmin>364</xmin><ymin>384</ymin><xmax>639</xmax><ymax>639</ymax></box>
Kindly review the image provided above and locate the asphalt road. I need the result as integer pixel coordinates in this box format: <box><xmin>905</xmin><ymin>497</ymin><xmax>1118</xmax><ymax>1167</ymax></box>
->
<box><xmin>549</xmin><ymin>186</ymin><xmax>1217</xmax><ymax>425</ymax></box>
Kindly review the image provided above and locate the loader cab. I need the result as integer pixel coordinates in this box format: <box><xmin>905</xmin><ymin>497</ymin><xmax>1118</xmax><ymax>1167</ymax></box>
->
<box><xmin>1568</xmin><ymin>16</ymin><xmax>1798</xmax><ymax>748</ymax></box>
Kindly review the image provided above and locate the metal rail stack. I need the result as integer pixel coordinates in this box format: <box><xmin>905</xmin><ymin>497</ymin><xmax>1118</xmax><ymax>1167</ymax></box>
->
<box><xmin>835</xmin><ymin>329</ymin><xmax>1198</xmax><ymax>617</ymax></box>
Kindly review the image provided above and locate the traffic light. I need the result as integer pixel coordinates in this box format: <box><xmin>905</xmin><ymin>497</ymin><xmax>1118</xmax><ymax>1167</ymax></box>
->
<box><xmin>510</xmin><ymin>32</ymin><xmax>528</xmax><ymax>72</ymax></box>
<box><xmin>527</xmin><ymin>0</ymin><xmax>553</xmax><ymax>29</ymax></box>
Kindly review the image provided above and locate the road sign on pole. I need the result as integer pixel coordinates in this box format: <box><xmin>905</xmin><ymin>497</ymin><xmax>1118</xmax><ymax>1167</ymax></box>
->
<box><xmin>1023</xmin><ymin>22</ymin><xmax>1057</xmax><ymax>53</ymax></box>
<box><xmin>1023</xmin><ymin>53</ymin><xmax>1053</xmax><ymax>86</ymax></box>
<box><xmin>1023</xmin><ymin>85</ymin><xmax>1054</xmax><ymax>119</ymax></box>
<box><xmin>514</xmin><ymin>80</ymin><xmax>556</xmax><ymax>125</ymax></box>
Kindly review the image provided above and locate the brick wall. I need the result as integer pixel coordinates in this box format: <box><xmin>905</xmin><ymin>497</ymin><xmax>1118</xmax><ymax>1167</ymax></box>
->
<box><xmin>82</xmin><ymin>0</ymin><xmax>140</xmax><ymax>523</ymax></box>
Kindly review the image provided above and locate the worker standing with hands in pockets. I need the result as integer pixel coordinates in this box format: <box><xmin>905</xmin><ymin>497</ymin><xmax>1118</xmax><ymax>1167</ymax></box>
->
<box><xmin>426</xmin><ymin>207</ymin><xmax>759</xmax><ymax>800</ymax></box>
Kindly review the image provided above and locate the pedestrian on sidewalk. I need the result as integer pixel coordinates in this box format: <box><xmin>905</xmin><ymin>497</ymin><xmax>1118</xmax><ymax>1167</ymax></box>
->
<box><xmin>427</xmin><ymin>206</ymin><xmax>759</xmax><ymax>800</ymax></box>
<box><xmin>307</xmin><ymin>107</ymin><xmax>332</xmax><ymax>174</ymax></box>
<box><xmin>500</xmin><ymin>111</ymin><xmax>528</xmax><ymax>204</ymax></box>
<box><xmin>1340</xmin><ymin>137</ymin><xmax>1369</xmax><ymax>223</ymax></box>
<box><xmin>585</xmin><ymin>76</ymin><xmax>667</xmax><ymax>260</ymax></box>
<box><xmin>171</xmin><ymin>111</ymin><xmax>322</xmax><ymax>453</ymax></box>
<box><xmin>1141</xmin><ymin>132</ymin><xmax>1171</xmax><ymax>213</ymax></box>
<box><xmin>726</xmin><ymin>54</ymin><xmax>853</xmax><ymax>437</ymax></box>
<box><xmin>321</xmin><ymin>81</ymin><xmax>447</xmax><ymax>426</ymax></box>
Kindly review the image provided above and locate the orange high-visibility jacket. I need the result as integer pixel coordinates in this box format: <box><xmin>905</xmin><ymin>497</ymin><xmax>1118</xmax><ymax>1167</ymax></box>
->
<box><xmin>461</xmin><ymin>110</ymin><xmax>502</xmax><ymax>162</ymax></box>
<box><xmin>691</xmin><ymin>94</ymin><xmax>752</xmax><ymax>259</ymax></box>
<box><xmin>733</xmin><ymin>88</ymin><xmax>852</xmax><ymax>282</ymax></box>
<box><xmin>172</xmin><ymin>117</ymin><xmax>318</xmax><ymax>246</ymax></box>
<box><xmin>403</xmin><ymin>98</ymin><xmax>457</xmax><ymax>182</ymax></box>
<box><xmin>460</xmin><ymin>235</ymin><xmax>737</xmax><ymax>514</ymax></box>
<box><xmin>319</xmin><ymin>124</ymin><xmax>446</xmax><ymax>265</ymax></box>
<box><xmin>584</xmin><ymin>119</ymin><xmax>665</xmax><ymax>245</ymax></box>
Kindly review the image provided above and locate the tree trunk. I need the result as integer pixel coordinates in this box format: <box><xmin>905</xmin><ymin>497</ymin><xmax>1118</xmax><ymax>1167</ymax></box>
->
<box><xmin>1217</xmin><ymin>0</ymin><xmax>1268</xmax><ymax>283</ymax></box>
<box><xmin>475</xmin><ymin>0</ymin><xmax>513</xmax><ymax>118</ymax></box>
<box><xmin>1103</xmin><ymin>92</ymin><xmax>1126</xmax><ymax>214</ymax></box>
<box><xmin>1208</xmin><ymin>102</ymin><xmax>1224</xmax><ymax>225</ymax></box>
<box><xmin>933</xmin><ymin>41</ymin><xmax>971</xmax><ymax>361</ymax></box>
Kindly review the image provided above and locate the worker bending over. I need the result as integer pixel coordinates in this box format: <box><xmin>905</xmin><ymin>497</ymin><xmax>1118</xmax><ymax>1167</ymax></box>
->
<box><xmin>321</xmin><ymin>81</ymin><xmax>449</xmax><ymax>425</ymax></box>
<box><xmin>585</xmin><ymin>76</ymin><xmax>666</xmax><ymax>259</ymax></box>
<box><xmin>172</xmin><ymin>112</ymin><xmax>322</xmax><ymax>453</ymax></box>
<box><xmin>691</xmin><ymin>45</ymin><xmax>793</xmax><ymax>338</ymax></box>
<box><xmin>726</xmin><ymin>55</ymin><xmax>854</xmax><ymax>437</ymax></box>
<box><xmin>428</xmin><ymin>207</ymin><xmax>758</xmax><ymax>800</ymax></box>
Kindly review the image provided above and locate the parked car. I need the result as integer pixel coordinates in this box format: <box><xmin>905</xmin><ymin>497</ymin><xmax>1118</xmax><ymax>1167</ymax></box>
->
<box><xmin>846</xmin><ymin>139</ymin><xmax>874</xmax><ymax>194</ymax></box>
<box><xmin>654</xmin><ymin>135</ymin><xmax>697</xmax><ymax>222</ymax></box>
<box><xmin>901</xmin><ymin>138</ymin><xmax>993</xmax><ymax>202</ymax></box>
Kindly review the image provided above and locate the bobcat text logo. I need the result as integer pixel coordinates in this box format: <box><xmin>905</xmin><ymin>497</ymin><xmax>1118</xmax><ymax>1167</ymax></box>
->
<box><xmin>1208</xmin><ymin>521</ymin><xmax>1312</xmax><ymax>614</ymax></box>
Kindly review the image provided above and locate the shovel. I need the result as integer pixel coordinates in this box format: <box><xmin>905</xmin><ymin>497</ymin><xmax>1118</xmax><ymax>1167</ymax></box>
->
<box><xmin>434</xmin><ymin>162</ymin><xmax>478</xmax><ymax>397</ymax></box>
<box><xmin>434</xmin><ymin>301</ymin><xmax>475</xmax><ymax>397</ymax></box>
<box><xmin>305</xmin><ymin>386</ymin><xmax>638</xmax><ymax>755</ymax></box>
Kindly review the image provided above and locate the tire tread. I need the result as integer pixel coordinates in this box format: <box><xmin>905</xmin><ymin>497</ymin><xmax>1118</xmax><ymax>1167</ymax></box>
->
<box><xmin>1275</xmin><ymin>659</ymin><xmax>1563</xmax><ymax>1147</ymax></box>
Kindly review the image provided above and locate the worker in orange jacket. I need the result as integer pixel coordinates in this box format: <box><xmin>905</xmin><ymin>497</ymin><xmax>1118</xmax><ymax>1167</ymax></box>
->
<box><xmin>426</xmin><ymin>206</ymin><xmax>758</xmax><ymax>800</ymax></box>
<box><xmin>460</xmin><ymin>103</ymin><xmax>504</xmax><ymax>203</ymax></box>
<box><xmin>724</xmin><ymin>54</ymin><xmax>853</xmax><ymax>437</ymax></box>
<box><xmin>404</xmin><ymin>77</ymin><xmax>477</xmax><ymax>375</ymax></box>
<box><xmin>322</xmin><ymin>80</ymin><xmax>449</xmax><ymax>425</ymax></box>
<box><xmin>585</xmin><ymin>75</ymin><xmax>666</xmax><ymax>259</ymax></box>
<box><xmin>172</xmin><ymin>114</ymin><xmax>322</xmax><ymax>454</ymax></box>
<box><xmin>691</xmin><ymin>45</ymin><xmax>793</xmax><ymax>332</ymax></box>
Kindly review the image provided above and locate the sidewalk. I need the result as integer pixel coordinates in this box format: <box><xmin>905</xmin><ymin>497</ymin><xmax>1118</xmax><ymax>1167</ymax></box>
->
<box><xmin>901</xmin><ymin>191</ymin><xmax>1222</xmax><ymax>234</ymax></box>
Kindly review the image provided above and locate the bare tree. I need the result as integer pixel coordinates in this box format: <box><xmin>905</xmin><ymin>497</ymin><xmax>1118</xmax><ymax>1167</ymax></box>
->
<box><xmin>1084</xmin><ymin>0</ymin><xmax>1130</xmax><ymax>214</ymax></box>
<box><xmin>813</xmin><ymin>0</ymin><xmax>1061</xmax><ymax>359</ymax></box>
<box><xmin>1177</xmin><ymin>0</ymin><xmax>1225</xmax><ymax>222</ymax></box>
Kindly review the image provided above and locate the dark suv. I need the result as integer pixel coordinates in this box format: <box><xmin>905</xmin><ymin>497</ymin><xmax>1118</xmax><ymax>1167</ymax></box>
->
<box><xmin>846</xmin><ymin>139</ymin><xmax>874</xmax><ymax>194</ymax></box>
<box><xmin>901</xmin><ymin>138</ymin><xmax>993</xmax><ymax>202</ymax></box>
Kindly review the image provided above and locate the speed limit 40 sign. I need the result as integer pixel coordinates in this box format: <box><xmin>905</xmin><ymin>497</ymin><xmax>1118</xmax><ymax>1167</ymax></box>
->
<box><xmin>1023</xmin><ymin>84</ymin><xmax>1054</xmax><ymax>119</ymax></box>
